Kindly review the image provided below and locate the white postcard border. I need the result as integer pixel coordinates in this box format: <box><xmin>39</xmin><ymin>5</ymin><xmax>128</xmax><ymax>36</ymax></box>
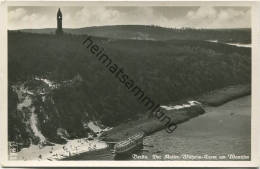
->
<box><xmin>0</xmin><ymin>0</ymin><xmax>259</xmax><ymax>167</ymax></box>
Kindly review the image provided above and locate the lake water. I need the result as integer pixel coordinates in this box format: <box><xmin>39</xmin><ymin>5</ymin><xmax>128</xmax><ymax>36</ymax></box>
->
<box><xmin>139</xmin><ymin>96</ymin><xmax>251</xmax><ymax>160</ymax></box>
<box><xmin>207</xmin><ymin>40</ymin><xmax>251</xmax><ymax>48</ymax></box>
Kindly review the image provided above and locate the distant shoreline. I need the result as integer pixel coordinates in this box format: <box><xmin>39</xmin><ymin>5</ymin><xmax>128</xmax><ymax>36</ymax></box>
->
<box><xmin>206</xmin><ymin>40</ymin><xmax>251</xmax><ymax>48</ymax></box>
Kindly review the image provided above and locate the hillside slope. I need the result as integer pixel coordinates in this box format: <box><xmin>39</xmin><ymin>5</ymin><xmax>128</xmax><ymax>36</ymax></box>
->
<box><xmin>8</xmin><ymin>31</ymin><xmax>251</xmax><ymax>149</ymax></box>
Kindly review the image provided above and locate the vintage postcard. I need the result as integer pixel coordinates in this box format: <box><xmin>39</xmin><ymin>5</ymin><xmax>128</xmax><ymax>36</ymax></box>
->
<box><xmin>0</xmin><ymin>0</ymin><xmax>259</xmax><ymax>167</ymax></box>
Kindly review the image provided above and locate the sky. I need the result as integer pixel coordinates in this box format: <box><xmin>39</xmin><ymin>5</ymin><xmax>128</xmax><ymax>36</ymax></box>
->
<box><xmin>8</xmin><ymin>6</ymin><xmax>251</xmax><ymax>30</ymax></box>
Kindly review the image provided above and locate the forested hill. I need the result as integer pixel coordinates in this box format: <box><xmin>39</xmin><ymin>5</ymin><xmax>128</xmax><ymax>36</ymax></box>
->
<box><xmin>8</xmin><ymin>31</ymin><xmax>251</xmax><ymax>148</ymax></box>
<box><xmin>15</xmin><ymin>25</ymin><xmax>251</xmax><ymax>43</ymax></box>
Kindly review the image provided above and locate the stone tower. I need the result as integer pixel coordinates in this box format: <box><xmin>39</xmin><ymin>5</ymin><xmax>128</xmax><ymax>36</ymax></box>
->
<box><xmin>56</xmin><ymin>8</ymin><xmax>63</xmax><ymax>35</ymax></box>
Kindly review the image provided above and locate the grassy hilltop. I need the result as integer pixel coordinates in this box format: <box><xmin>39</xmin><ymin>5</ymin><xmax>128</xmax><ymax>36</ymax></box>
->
<box><xmin>8</xmin><ymin>26</ymin><xmax>251</xmax><ymax>148</ymax></box>
<box><xmin>20</xmin><ymin>25</ymin><xmax>251</xmax><ymax>43</ymax></box>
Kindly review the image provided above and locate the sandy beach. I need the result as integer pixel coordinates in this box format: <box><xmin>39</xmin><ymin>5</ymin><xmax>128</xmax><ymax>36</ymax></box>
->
<box><xmin>12</xmin><ymin>138</ymin><xmax>108</xmax><ymax>161</ymax></box>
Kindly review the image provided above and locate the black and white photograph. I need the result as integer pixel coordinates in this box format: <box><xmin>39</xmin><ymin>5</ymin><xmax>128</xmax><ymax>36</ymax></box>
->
<box><xmin>1</xmin><ymin>1</ymin><xmax>259</xmax><ymax>166</ymax></box>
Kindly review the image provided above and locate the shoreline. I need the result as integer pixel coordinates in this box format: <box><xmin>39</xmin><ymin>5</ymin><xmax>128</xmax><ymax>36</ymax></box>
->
<box><xmin>63</xmin><ymin>91</ymin><xmax>251</xmax><ymax>161</ymax></box>
<box><xmin>10</xmin><ymin>84</ymin><xmax>251</xmax><ymax>161</ymax></box>
<box><xmin>100</xmin><ymin>84</ymin><xmax>250</xmax><ymax>142</ymax></box>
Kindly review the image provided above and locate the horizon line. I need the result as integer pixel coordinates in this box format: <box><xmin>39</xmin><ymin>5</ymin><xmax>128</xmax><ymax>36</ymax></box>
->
<box><xmin>8</xmin><ymin>24</ymin><xmax>251</xmax><ymax>31</ymax></box>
